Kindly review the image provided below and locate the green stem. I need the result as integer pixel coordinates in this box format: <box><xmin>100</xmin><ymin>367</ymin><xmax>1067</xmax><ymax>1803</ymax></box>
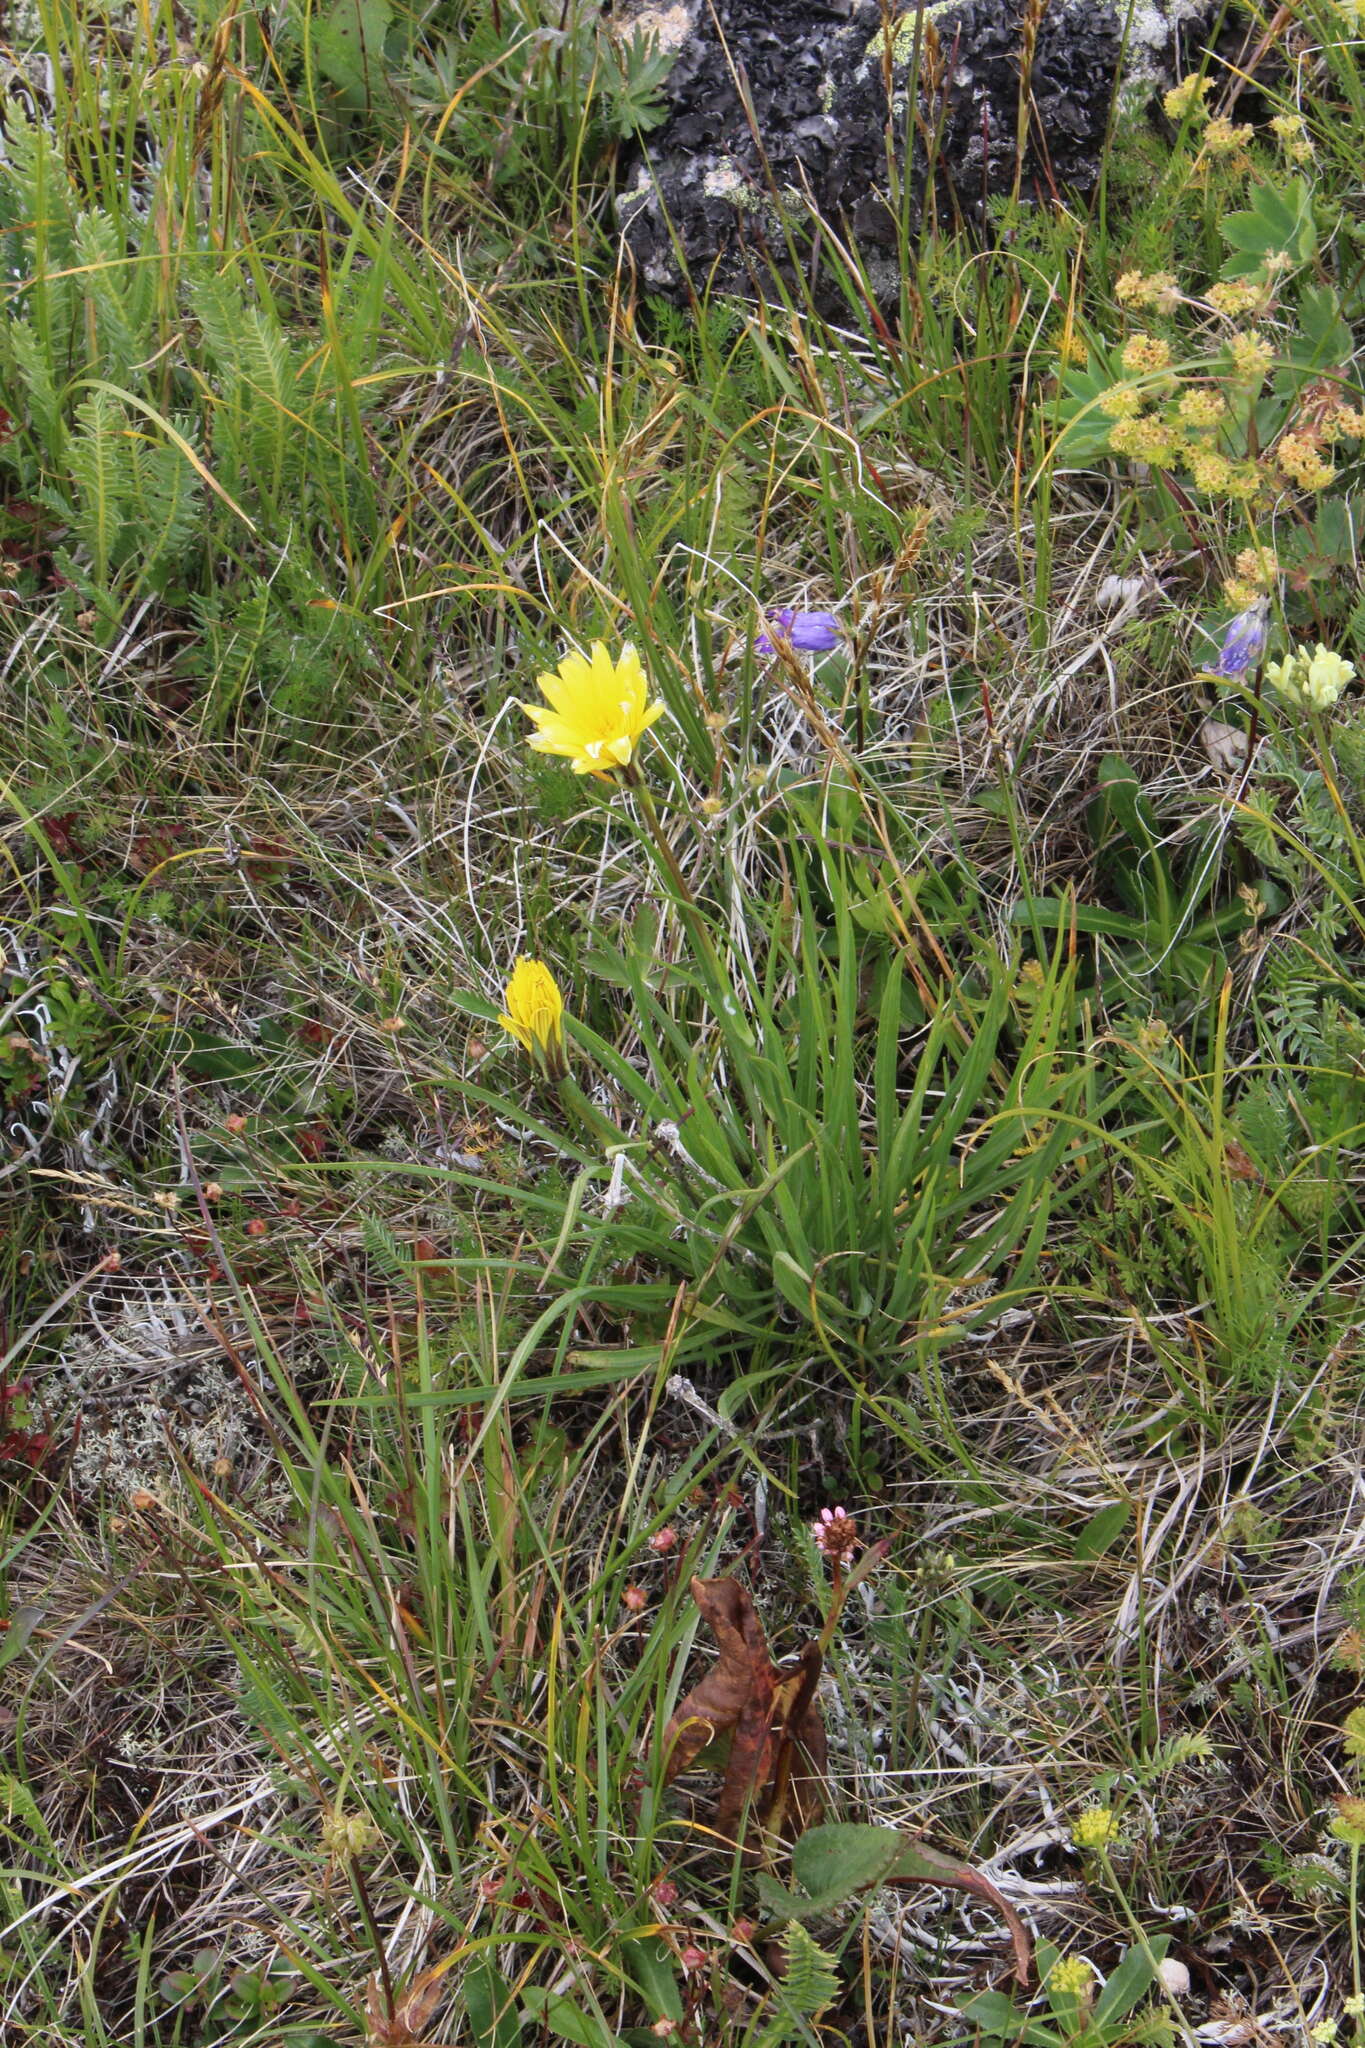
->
<box><xmin>622</xmin><ymin>761</ymin><xmax>770</xmax><ymax>1141</ymax></box>
<box><xmin>1351</xmin><ymin>1842</ymin><xmax>1362</xmax><ymax>2009</ymax></box>
<box><xmin>1311</xmin><ymin>713</ymin><xmax>1365</xmax><ymax>895</ymax></box>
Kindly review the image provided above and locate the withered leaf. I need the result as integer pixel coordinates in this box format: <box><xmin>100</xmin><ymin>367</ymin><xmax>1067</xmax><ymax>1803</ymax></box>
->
<box><xmin>364</xmin><ymin>1954</ymin><xmax>458</xmax><ymax>2047</ymax></box>
<box><xmin>663</xmin><ymin>1577</ymin><xmax>773</xmax><ymax>1782</ymax></box>
<box><xmin>663</xmin><ymin>1577</ymin><xmax>826</xmax><ymax>1852</ymax></box>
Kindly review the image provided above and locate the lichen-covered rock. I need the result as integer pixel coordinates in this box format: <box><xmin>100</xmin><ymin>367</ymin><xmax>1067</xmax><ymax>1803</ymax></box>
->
<box><xmin>615</xmin><ymin>0</ymin><xmax>1219</xmax><ymax>309</ymax></box>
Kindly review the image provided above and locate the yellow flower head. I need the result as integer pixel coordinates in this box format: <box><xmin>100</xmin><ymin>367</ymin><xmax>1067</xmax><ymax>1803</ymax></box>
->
<box><xmin>1099</xmin><ymin>382</ymin><xmax>1144</xmax><ymax>419</ymax></box>
<box><xmin>1187</xmin><ymin>447</ymin><xmax>1233</xmax><ymax>494</ymax></box>
<box><xmin>1206</xmin><ymin>278</ymin><xmax>1262</xmax><ymax>318</ymax></box>
<box><xmin>1227</xmin><ymin>331</ymin><xmax>1275</xmax><ymax>385</ymax></box>
<box><xmin>1234</xmin><ymin>544</ymin><xmax>1278</xmax><ymax>587</ymax></box>
<box><xmin>522</xmin><ymin>642</ymin><xmax>665</xmax><ymax>778</ymax></box>
<box><xmin>1275</xmin><ymin>431</ymin><xmax>1335</xmax><ymax>491</ymax></box>
<box><xmin>1164</xmin><ymin>73</ymin><xmax>1212</xmax><ymax>120</ymax></box>
<box><xmin>1178</xmin><ymin>386</ymin><xmax>1227</xmax><ymax>429</ymax></box>
<box><xmin>1203</xmin><ymin>115</ymin><xmax>1254</xmax><ymax>156</ymax></box>
<box><xmin>1121</xmin><ymin>334</ymin><xmax>1173</xmax><ymax>376</ymax></box>
<box><xmin>498</xmin><ymin>957</ymin><xmax>567</xmax><ymax>1070</ymax></box>
<box><xmin>1049</xmin><ymin>1957</ymin><xmax>1095</xmax><ymax>2001</ymax></box>
<box><xmin>1073</xmin><ymin>1805</ymin><xmax>1121</xmax><ymax>1849</ymax></box>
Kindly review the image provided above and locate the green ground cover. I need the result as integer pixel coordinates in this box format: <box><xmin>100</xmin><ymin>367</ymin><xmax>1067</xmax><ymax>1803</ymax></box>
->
<box><xmin>3</xmin><ymin>1</ymin><xmax>1365</xmax><ymax>2041</ymax></box>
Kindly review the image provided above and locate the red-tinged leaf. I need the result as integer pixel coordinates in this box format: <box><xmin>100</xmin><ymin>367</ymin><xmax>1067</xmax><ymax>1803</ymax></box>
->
<box><xmin>887</xmin><ymin>1836</ymin><xmax>1032</xmax><ymax>1985</ymax></box>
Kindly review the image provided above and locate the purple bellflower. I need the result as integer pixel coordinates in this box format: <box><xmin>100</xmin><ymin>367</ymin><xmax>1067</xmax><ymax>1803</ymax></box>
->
<box><xmin>756</xmin><ymin>608</ymin><xmax>841</xmax><ymax>657</ymax></box>
<box><xmin>1211</xmin><ymin>607</ymin><xmax>1267</xmax><ymax>678</ymax></box>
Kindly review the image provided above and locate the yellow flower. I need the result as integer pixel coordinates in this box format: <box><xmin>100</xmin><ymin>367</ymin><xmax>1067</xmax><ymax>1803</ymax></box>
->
<box><xmin>1304</xmin><ymin>645</ymin><xmax>1356</xmax><ymax>708</ymax></box>
<box><xmin>1099</xmin><ymin>382</ymin><xmax>1144</xmax><ymax>419</ymax></box>
<box><xmin>1206</xmin><ymin>279</ymin><xmax>1262</xmax><ymax>318</ymax></box>
<box><xmin>1073</xmin><ymin>1805</ymin><xmax>1121</xmax><ymax>1849</ymax></box>
<box><xmin>1178</xmin><ymin>386</ymin><xmax>1227</xmax><ymax>429</ymax></box>
<box><xmin>1203</xmin><ymin>115</ymin><xmax>1254</xmax><ymax>155</ymax></box>
<box><xmin>1049</xmin><ymin>1957</ymin><xmax>1095</xmax><ymax>2001</ymax></box>
<box><xmin>1188</xmin><ymin>447</ymin><xmax>1233</xmax><ymax>493</ymax></box>
<box><xmin>522</xmin><ymin>642</ymin><xmax>665</xmax><ymax>777</ymax></box>
<box><xmin>1227</xmin><ymin>331</ymin><xmax>1274</xmax><ymax>385</ymax></box>
<box><xmin>1164</xmin><ymin>73</ymin><xmax>1212</xmax><ymax>120</ymax></box>
<box><xmin>1276</xmin><ymin>431</ymin><xmax>1335</xmax><ymax>491</ymax></box>
<box><xmin>1115</xmin><ymin>270</ymin><xmax>1180</xmax><ymax>312</ymax></box>
<box><xmin>1234</xmin><ymin>544</ymin><xmax>1277</xmax><ymax>587</ymax></box>
<box><xmin>1269</xmin><ymin>111</ymin><xmax>1312</xmax><ymax>160</ymax></box>
<box><xmin>1122</xmin><ymin>334</ymin><xmax>1173</xmax><ymax>375</ymax></box>
<box><xmin>1222</xmin><ymin>462</ymin><xmax>1264</xmax><ymax>501</ymax></box>
<box><xmin>1267</xmin><ymin>643</ymin><xmax>1354</xmax><ymax>712</ymax></box>
<box><xmin>499</xmin><ymin>957</ymin><xmax>567</xmax><ymax>1071</ymax></box>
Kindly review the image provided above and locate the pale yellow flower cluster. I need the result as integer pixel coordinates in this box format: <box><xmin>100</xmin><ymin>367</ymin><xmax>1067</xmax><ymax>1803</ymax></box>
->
<box><xmin>1205</xmin><ymin>279</ymin><xmax>1263</xmax><ymax>318</ymax></box>
<box><xmin>1048</xmin><ymin>1957</ymin><xmax>1095</xmax><ymax>2001</ymax></box>
<box><xmin>1269</xmin><ymin>111</ymin><xmax>1313</xmax><ymax>161</ymax></box>
<box><xmin>1268</xmin><ymin>642</ymin><xmax>1357</xmax><ymax>712</ymax></box>
<box><xmin>1227</xmin><ymin>332</ymin><xmax>1275</xmax><ymax>385</ymax></box>
<box><xmin>1107</xmin><ymin>415</ymin><xmax>1181</xmax><ymax>466</ymax></box>
<box><xmin>1187</xmin><ymin>447</ymin><xmax>1234</xmax><ymax>492</ymax></box>
<box><xmin>1164</xmin><ymin>73</ymin><xmax>1213</xmax><ymax>120</ymax></box>
<box><xmin>1178</xmin><ymin>387</ymin><xmax>1227</xmax><ymax>429</ymax></box>
<box><xmin>1203</xmin><ymin>115</ymin><xmax>1254</xmax><ymax>157</ymax></box>
<box><xmin>1098</xmin><ymin>383</ymin><xmax>1144</xmax><ymax>420</ymax></box>
<box><xmin>1223</xmin><ymin>544</ymin><xmax>1278</xmax><ymax>609</ymax></box>
<box><xmin>1121</xmin><ymin>333</ymin><xmax>1173</xmax><ymax>375</ymax></box>
<box><xmin>1115</xmin><ymin>269</ymin><xmax>1180</xmax><ymax>312</ymax></box>
<box><xmin>1073</xmin><ymin>1805</ymin><xmax>1122</xmax><ymax>1849</ymax></box>
<box><xmin>1275</xmin><ymin>430</ymin><xmax>1336</xmax><ymax>491</ymax></box>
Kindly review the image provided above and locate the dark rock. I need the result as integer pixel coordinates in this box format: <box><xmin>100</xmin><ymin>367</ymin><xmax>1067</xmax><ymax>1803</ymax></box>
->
<box><xmin>615</xmin><ymin>0</ymin><xmax>1220</xmax><ymax>310</ymax></box>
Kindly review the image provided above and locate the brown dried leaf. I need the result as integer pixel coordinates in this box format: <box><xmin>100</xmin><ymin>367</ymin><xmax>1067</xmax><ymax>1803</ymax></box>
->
<box><xmin>364</xmin><ymin>1956</ymin><xmax>458</xmax><ymax>2046</ymax></box>
<box><xmin>663</xmin><ymin>1577</ymin><xmax>774</xmax><ymax>1784</ymax></box>
<box><xmin>662</xmin><ymin>1577</ymin><xmax>827</xmax><ymax>1852</ymax></box>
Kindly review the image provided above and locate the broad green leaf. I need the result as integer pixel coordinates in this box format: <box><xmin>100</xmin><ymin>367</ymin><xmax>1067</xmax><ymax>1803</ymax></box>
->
<box><xmin>1073</xmin><ymin>1502</ymin><xmax>1129</xmax><ymax>1561</ymax></box>
<box><xmin>618</xmin><ymin>1936</ymin><xmax>683</xmax><ymax>2023</ymax></box>
<box><xmin>520</xmin><ymin>1988</ymin><xmax>628</xmax><ymax>2048</ymax></box>
<box><xmin>1093</xmin><ymin>1939</ymin><xmax>1169</xmax><ymax>2026</ymax></box>
<box><xmin>465</xmin><ymin>1956</ymin><xmax>521</xmax><ymax>2048</ymax></box>
<box><xmin>791</xmin><ymin>1823</ymin><xmax>907</xmax><ymax>1901</ymax></box>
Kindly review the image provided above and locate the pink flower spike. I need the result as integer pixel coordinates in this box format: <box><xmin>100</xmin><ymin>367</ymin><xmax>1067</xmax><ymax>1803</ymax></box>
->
<box><xmin>811</xmin><ymin>1505</ymin><xmax>859</xmax><ymax>1563</ymax></box>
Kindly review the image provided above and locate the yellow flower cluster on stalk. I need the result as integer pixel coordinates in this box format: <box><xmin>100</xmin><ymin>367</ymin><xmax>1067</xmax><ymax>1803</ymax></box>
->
<box><xmin>1073</xmin><ymin>1805</ymin><xmax>1122</xmax><ymax>1849</ymax></box>
<box><xmin>1267</xmin><ymin>642</ymin><xmax>1357</xmax><ymax>712</ymax></box>
<box><xmin>1163</xmin><ymin>72</ymin><xmax>1213</xmax><ymax>120</ymax></box>
<box><xmin>1222</xmin><ymin>543</ymin><xmax>1278</xmax><ymax>609</ymax></box>
<box><xmin>1048</xmin><ymin>1957</ymin><xmax>1095</xmax><ymax>2001</ymax></box>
